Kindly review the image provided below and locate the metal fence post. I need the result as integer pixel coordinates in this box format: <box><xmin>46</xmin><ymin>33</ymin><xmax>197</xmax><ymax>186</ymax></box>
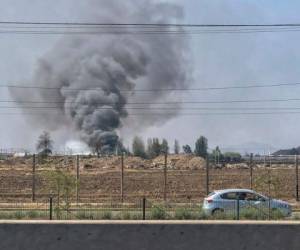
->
<box><xmin>49</xmin><ymin>196</ymin><xmax>53</xmax><ymax>220</ymax></box>
<box><xmin>142</xmin><ymin>197</ymin><xmax>146</xmax><ymax>220</ymax></box>
<box><xmin>121</xmin><ymin>152</ymin><xmax>124</xmax><ymax>203</ymax></box>
<box><xmin>250</xmin><ymin>153</ymin><xmax>253</xmax><ymax>190</ymax></box>
<box><xmin>32</xmin><ymin>154</ymin><xmax>36</xmax><ymax>202</ymax></box>
<box><xmin>236</xmin><ymin>196</ymin><xmax>240</xmax><ymax>220</ymax></box>
<box><xmin>268</xmin><ymin>154</ymin><xmax>271</xmax><ymax>220</ymax></box>
<box><xmin>296</xmin><ymin>155</ymin><xmax>299</xmax><ymax>202</ymax></box>
<box><xmin>76</xmin><ymin>155</ymin><xmax>80</xmax><ymax>204</ymax></box>
<box><xmin>206</xmin><ymin>157</ymin><xmax>210</xmax><ymax>196</ymax></box>
<box><xmin>164</xmin><ymin>152</ymin><xmax>167</xmax><ymax>202</ymax></box>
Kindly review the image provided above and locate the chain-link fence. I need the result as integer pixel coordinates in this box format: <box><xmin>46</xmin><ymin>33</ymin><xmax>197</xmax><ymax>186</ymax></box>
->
<box><xmin>0</xmin><ymin>154</ymin><xmax>299</xmax><ymax>202</ymax></box>
<box><xmin>0</xmin><ymin>153</ymin><xmax>299</xmax><ymax>220</ymax></box>
<box><xmin>0</xmin><ymin>196</ymin><xmax>294</xmax><ymax>220</ymax></box>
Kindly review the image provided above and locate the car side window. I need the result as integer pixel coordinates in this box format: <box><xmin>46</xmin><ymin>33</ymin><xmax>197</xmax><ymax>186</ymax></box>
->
<box><xmin>245</xmin><ymin>192</ymin><xmax>259</xmax><ymax>201</ymax></box>
<box><xmin>257</xmin><ymin>195</ymin><xmax>266</xmax><ymax>202</ymax></box>
<box><xmin>238</xmin><ymin>192</ymin><xmax>247</xmax><ymax>200</ymax></box>
<box><xmin>220</xmin><ymin>192</ymin><xmax>238</xmax><ymax>200</ymax></box>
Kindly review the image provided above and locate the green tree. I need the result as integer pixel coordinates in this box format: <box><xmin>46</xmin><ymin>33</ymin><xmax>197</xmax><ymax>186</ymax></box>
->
<box><xmin>115</xmin><ymin>140</ymin><xmax>127</xmax><ymax>156</ymax></box>
<box><xmin>44</xmin><ymin>170</ymin><xmax>77</xmax><ymax>219</ymax></box>
<box><xmin>132</xmin><ymin>136</ymin><xmax>146</xmax><ymax>158</ymax></box>
<box><xmin>92</xmin><ymin>141</ymin><xmax>102</xmax><ymax>158</ymax></box>
<box><xmin>182</xmin><ymin>145</ymin><xmax>192</xmax><ymax>154</ymax></box>
<box><xmin>152</xmin><ymin>138</ymin><xmax>161</xmax><ymax>157</ymax></box>
<box><xmin>36</xmin><ymin>131</ymin><xmax>53</xmax><ymax>156</ymax></box>
<box><xmin>161</xmin><ymin>139</ymin><xmax>169</xmax><ymax>154</ymax></box>
<box><xmin>147</xmin><ymin>138</ymin><xmax>163</xmax><ymax>158</ymax></box>
<box><xmin>194</xmin><ymin>136</ymin><xmax>208</xmax><ymax>158</ymax></box>
<box><xmin>223</xmin><ymin>152</ymin><xmax>242</xmax><ymax>162</ymax></box>
<box><xmin>174</xmin><ymin>140</ymin><xmax>180</xmax><ymax>154</ymax></box>
<box><xmin>212</xmin><ymin>146</ymin><xmax>222</xmax><ymax>164</ymax></box>
<box><xmin>147</xmin><ymin>138</ymin><xmax>155</xmax><ymax>159</ymax></box>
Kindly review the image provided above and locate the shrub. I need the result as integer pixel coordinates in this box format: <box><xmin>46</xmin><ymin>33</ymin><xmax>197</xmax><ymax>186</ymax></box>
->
<box><xmin>291</xmin><ymin>213</ymin><xmax>300</xmax><ymax>220</ymax></box>
<box><xmin>197</xmin><ymin>210</ymin><xmax>209</xmax><ymax>220</ymax></box>
<box><xmin>223</xmin><ymin>152</ymin><xmax>242</xmax><ymax>163</ymax></box>
<box><xmin>44</xmin><ymin>169</ymin><xmax>78</xmax><ymax>217</ymax></box>
<box><xmin>76</xmin><ymin>211</ymin><xmax>94</xmax><ymax>220</ymax></box>
<box><xmin>174</xmin><ymin>208</ymin><xmax>193</xmax><ymax>220</ymax></box>
<box><xmin>27</xmin><ymin>210</ymin><xmax>39</xmax><ymax>219</ymax></box>
<box><xmin>131</xmin><ymin>213</ymin><xmax>142</xmax><ymax>220</ymax></box>
<box><xmin>101</xmin><ymin>211</ymin><xmax>112</xmax><ymax>220</ymax></box>
<box><xmin>150</xmin><ymin>205</ymin><xmax>166</xmax><ymax>220</ymax></box>
<box><xmin>0</xmin><ymin>212</ymin><xmax>13</xmax><ymax>219</ymax></box>
<box><xmin>240</xmin><ymin>208</ymin><xmax>265</xmax><ymax>220</ymax></box>
<box><xmin>237</xmin><ymin>207</ymin><xmax>284</xmax><ymax>220</ymax></box>
<box><xmin>14</xmin><ymin>211</ymin><xmax>24</xmax><ymax>220</ymax></box>
<box><xmin>122</xmin><ymin>212</ymin><xmax>131</xmax><ymax>220</ymax></box>
<box><xmin>270</xmin><ymin>209</ymin><xmax>285</xmax><ymax>220</ymax></box>
<box><xmin>54</xmin><ymin>207</ymin><xmax>62</xmax><ymax>220</ymax></box>
<box><xmin>211</xmin><ymin>210</ymin><xmax>229</xmax><ymax>220</ymax></box>
<box><xmin>113</xmin><ymin>213</ymin><xmax>122</xmax><ymax>220</ymax></box>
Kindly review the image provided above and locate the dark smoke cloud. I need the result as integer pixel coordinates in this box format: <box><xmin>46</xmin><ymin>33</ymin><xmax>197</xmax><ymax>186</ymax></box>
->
<box><xmin>10</xmin><ymin>0</ymin><xmax>190</xmax><ymax>152</ymax></box>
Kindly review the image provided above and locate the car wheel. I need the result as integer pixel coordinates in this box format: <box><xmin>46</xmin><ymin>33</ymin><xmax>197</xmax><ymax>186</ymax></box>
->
<box><xmin>212</xmin><ymin>208</ymin><xmax>224</xmax><ymax>217</ymax></box>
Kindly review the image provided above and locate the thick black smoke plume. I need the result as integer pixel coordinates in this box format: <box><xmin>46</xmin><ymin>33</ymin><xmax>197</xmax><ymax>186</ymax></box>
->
<box><xmin>11</xmin><ymin>0</ymin><xmax>190</xmax><ymax>153</ymax></box>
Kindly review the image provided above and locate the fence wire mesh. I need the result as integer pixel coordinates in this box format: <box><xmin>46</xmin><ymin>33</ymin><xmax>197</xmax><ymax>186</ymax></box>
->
<box><xmin>0</xmin><ymin>154</ymin><xmax>299</xmax><ymax>220</ymax></box>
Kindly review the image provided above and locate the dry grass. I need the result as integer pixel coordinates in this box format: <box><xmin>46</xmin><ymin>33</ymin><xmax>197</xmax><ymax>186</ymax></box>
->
<box><xmin>0</xmin><ymin>156</ymin><xmax>298</xmax><ymax>205</ymax></box>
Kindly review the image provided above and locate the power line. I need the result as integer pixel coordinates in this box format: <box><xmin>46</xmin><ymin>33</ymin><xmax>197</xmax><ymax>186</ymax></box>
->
<box><xmin>0</xmin><ymin>28</ymin><xmax>300</xmax><ymax>35</ymax></box>
<box><xmin>1</xmin><ymin>22</ymin><xmax>300</xmax><ymax>35</ymax></box>
<box><xmin>2</xmin><ymin>97</ymin><xmax>300</xmax><ymax>105</ymax></box>
<box><xmin>1</xmin><ymin>111</ymin><xmax>300</xmax><ymax>116</ymax></box>
<box><xmin>2</xmin><ymin>21</ymin><xmax>300</xmax><ymax>27</ymax></box>
<box><xmin>2</xmin><ymin>28</ymin><xmax>300</xmax><ymax>36</ymax></box>
<box><xmin>3</xmin><ymin>106</ymin><xmax>300</xmax><ymax>111</ymax></box>
<box><xmin>3</xmin><ymin>26</ymin><xmax>300</xmax><ymax>31</ymax></box>
<box><xmin>2</xmin><ymin>82</ymin><xmax>300</xmax><ymax>92</ymax></box>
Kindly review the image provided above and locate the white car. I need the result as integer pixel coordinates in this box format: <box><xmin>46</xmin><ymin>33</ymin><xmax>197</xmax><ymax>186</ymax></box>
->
<box><xmin>202</xmin><ymin>189</ymin><xmax>292</xmax><ymax>217</ymax></box>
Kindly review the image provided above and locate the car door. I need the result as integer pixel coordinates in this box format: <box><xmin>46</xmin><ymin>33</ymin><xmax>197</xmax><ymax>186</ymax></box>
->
<box><xmin>244</xmin><ymin>192</ymin><xmax>268</xmax><ymax>211</ymax></box>
<box><xmin>220</xmin><ymin>192</ymin><xmax>239</xmax><ymax>214</ymax></box>
<box><xmin>236</xmin><ymin>192</ymin><xmax>249</xmax><ymax>210</ymax></box>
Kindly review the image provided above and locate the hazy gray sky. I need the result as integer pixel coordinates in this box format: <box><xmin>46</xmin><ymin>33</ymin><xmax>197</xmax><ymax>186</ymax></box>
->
<box><xmin>1</xmin><ymin>0</ymin><xmax>300</xmax><ymax>154</ymax></box>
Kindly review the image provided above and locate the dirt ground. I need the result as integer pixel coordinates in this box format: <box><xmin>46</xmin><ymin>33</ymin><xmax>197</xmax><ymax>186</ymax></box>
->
<box><xmin>0</xmin><ymin>155</ymin><xmax>298</xmax><ymax>204</ymax></box>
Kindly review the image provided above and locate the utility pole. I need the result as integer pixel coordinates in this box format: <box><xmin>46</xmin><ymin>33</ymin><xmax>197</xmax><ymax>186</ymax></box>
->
<box><xmin>121</xmin><ymin>152</ymin><xmax>124</xmax><ymax>203</ymax></box>
<box><xmin>164</xmin><ymin>152</ymin><xmax>168</xmax><ymax>202</ymax></box>
<box><xmin>206</xmin><ymin>156</ymin><xmax>210</xmax><ymax>196</ymax></box>
<box><xmin>250</xmin><ymin>153</ymin><xmax>253</xmax><ymax>190</ymax></box>
<box><xmin>32</xmin><ymin>154</ymin><xmax>36</xmax><ymax>202</ymax></box>
<box><xmin>296</xmin><ymin>155</ymin><xmax>299</xmax><ymax>202</ymax></box>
